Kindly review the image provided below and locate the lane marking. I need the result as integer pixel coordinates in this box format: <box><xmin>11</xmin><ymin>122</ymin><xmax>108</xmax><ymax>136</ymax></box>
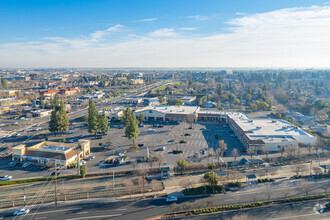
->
<box><xmin>28</xmin><ymin>208</ymin><xmax>82</xmax><ymax>215</ymax></box>
<box><xmin>66</xmin><ymin>214</ymin><xmax>122</xmax><ymax>220</ymax></box>
<box><xmin>77</xmin><ymin>212</ymin><xmax>89</xmax><ymax>214</ymax></box>
<box><xmin>115</xmin><ymin>208</ymin><xmax>127</xmax><ymax>211</ymax></box>
<box><xmin>268</xmin><ymin>213</ymin><xmax>316</xmax><ymax>220</ymax></box>
<box><xmin>35</xmin><ymin>217</ymin><xmax>47</xmax><ymax>219</ymax></box>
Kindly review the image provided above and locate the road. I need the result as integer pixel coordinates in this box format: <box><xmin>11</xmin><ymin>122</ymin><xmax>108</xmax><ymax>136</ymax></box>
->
<box><xmin>0</xmin><ymin>193</ymin><xmax>329</xmax><ymax>220</ymax></box>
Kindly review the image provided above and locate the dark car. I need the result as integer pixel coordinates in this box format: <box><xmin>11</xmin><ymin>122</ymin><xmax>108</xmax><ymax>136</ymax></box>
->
<box><xmin>119</xmin><ymin>125</ymin><xmax>124</xmax><ymax>129</ymax></box>
<box><xmin>158</xmin><ymin>124</ymin><xmax>164</xmax><ymax>128</ymax></box>
<box><xmin>96</xmin><ymin>135</ymin><xmax>102</xmax><ymax>139</ymax></box>
<box><xmin>50</xmin><ymin>171</ymin><xmax>60</xmax><ymax>176</ymax></box>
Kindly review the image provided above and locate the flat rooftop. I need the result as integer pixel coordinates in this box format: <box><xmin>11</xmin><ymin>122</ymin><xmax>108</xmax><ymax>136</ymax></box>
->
<box><xmin>135</xmin><ymin>105</ymin><xmax>200</xmax><ymax>115</ymax></box>
<box><xmin>234</xmin><ymin>119</ymin><xmax>314</xmax><ymax>138</ymax></box>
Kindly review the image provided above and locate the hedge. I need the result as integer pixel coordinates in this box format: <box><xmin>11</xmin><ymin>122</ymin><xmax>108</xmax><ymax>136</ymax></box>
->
<box><xmin>257</xmin><ymin>178</ymin><xmax>275</xmax><ymax>183</ymax></box>
<box><xmin>228</xmin><ymin>182</ymin><xmax>242</xmax><ymax>187</ymax></box>
<box><xmin>183</xmin><ymin>185</ymin><xmax>226</xmax><ymax>195</ymax></box>
<box><xmin>193</xmin><ymin>202</ymin><xmax>264</xmax><ymax>214</ymax></box>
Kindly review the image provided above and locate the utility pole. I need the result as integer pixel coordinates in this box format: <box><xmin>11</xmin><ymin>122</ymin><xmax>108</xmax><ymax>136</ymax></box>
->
<box><xmin>112</xmin><ymin>171</ymin><xmax>115</xmax><ymax>188</ymax></box>
<box><xmin>77</xmin><ymin>151</ymin><xmax>80</xmax><ymax>175</ymax></box>
<box><xmin>55</xmin><ymin>162</ymin><xmax>58</xmax><ymax>205</ymax></box>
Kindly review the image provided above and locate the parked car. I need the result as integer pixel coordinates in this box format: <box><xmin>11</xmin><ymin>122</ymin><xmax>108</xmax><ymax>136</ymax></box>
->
<box><xmin>88</xmin><ymin>155</ymin><xmax>95</xmax><ymax>160</ymax></box>
<box><xmin>96</xmin><ymin>135</ymin><xmax>102</xmax><ymax>139</ymax></box>
<box><xmin>13</xmin><ymin>208</ymin><xmax>30</xmax><ymax>216</ymax></box>
<box><xmin>139</xmin><ymin>123</ymin><xmax>145</xmax><ymax>127</ymax></box>
<box><xmin>79</xmin><ymin>160</ymin><xmax>86</xmax><ymax>166</ymax></box>
<box><xmin>148</xmin><ymin>129</ymin><xmax>155</xmax><ymax>132</ymax></box>
<box><xmin>166</xmin><ymin>196</ymin><xmax>178</xmax><ymax>202</ymax></box>
<box><xmin>102</xmin><ymin>131</ymin><xmax>107</xmax><ymax>136</ymax></box>
<box><xmin>201</xmin><ymin>149</ymin><xmax>206</xmax><ymax>155</ymax></box>
<box><xmin>160</xmin><ymin>146</ymin><xmax>166</xmax><ymax>151</ymax></box>
<box><xmin>119</xmin><ymin>125</ymin><xmax>124</xmax><ymax>129</ymax></box>
<box><xmin>9</xmin><ymin>161</ymin><xmax>17</xmax><ymax>167</ymax></box>
<box><xmin>158</xmin><ymin>124</ymin><xmax>164</xmax><ymax>128</ymax></box>
<box><xmin>0</xmin><ymin>175</ymin><xmax>12</xmax><ymax>181</ymax></box>
<box><xmin>40</xmin><ymin>164</ymin><xmax>48</xmax><ymax>170</ymax></box>
<box><xmin>22</xmin><ymin>162</ymin><xmax>31</xmax><ymax>168</ymax></box>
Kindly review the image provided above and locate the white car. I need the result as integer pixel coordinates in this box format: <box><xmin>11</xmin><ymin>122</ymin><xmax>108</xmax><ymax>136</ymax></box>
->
<box><xmin>148</xmin><ymin>129</ymin><xmax>155</xmax><ymax>132</ymax></box>
<box><xmin>166</xmin><ymin>196</ymin><xmax>178</xmax><ymax>202</ymax></box>
<box><xmin>22</xmin><ymin>162</ymin><xmax>31</xmax><ymax>168</ymax></box>
<box><xmin>14</xmin><ymin>208</ymin><xmax>30</xmax><ymax>216</ymax></box>
<box><xmin>0</xmin><ymin>175</ymin><xmax>12</xmax><ymax>181</ymax></box>
<box><xmin>79</xmin><ymin>160</ymin><xmax>86</xmax><ymax>166</ymax></box>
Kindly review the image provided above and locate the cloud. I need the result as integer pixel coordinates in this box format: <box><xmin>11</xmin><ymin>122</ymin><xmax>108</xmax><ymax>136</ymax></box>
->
<box><xmin>135</xmin><ymin>18</ymin><xmax>157</xmax><ymax>22</ymax></box>
<box><xmin>178</xmin><ymin>27</ymin><xmax>197</xmax><ymax>31</ymax></box>
<box><xmin>90</xmin><ymin>24</ymin><xmax>123</xmax><ymax>41</ymax></box>
<box><xmin>1</xmin><ymin>6</ymin><xmax>330</xmax><ymax>68</ymax></box>
<box><xmin>186</xmin><ymin>15</ymin><xmax>209</xmax><ymax>21</ymax></box>
<box><xmin>148</xmin><ymin>28</ymin><xmax>178</xmax><ymax>37</ymax></box>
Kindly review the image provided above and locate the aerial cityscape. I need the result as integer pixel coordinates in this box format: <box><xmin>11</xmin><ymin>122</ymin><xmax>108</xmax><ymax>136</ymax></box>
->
<box><xmin>0</xmin><ymin>1</ymin><xmax>329</xmax><ymax>220</ymax></box>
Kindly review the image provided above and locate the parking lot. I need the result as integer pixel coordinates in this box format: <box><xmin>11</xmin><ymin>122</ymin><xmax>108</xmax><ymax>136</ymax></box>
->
<box><xmin>0</xmin><ymin>120</ymin><xmax>246</xmax><ymax>178</ymax></box>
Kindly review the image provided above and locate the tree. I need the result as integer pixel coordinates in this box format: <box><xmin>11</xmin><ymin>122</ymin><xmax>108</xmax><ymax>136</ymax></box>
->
<box><xmin>49</xmin><ymin>108</ymin><xmax>59</xmax><ymax>135</ymax></box>
<box><xmin>138</xmin><ymin>114</ymin><xmax>145</xmax><ymax>123</ymax></box>
<box><xmin>40</xmin><ymin>96</ymin><xmax>45</xmax><ymax>109</ymax></box>
<box><xmin>88</xmin><ymin>99</ymin><xmax>99</xmax><ymax>136</ymax></box>
<box><xmin>177</xmin><ymin>160</ymin><xmax>188</xmax><ymax>175</ymax></box>
<box><xmin>204</xmin><ymin>171</ymin><xmax>219</xmax><ymax>192</ymax></box>
<box><xmin>231</xmin><ymin>148</ymin><xmax>239</xmax><ymax>161</ymax></box>
<box><xmin>58</xmin><ymin>102</ymin><xmax>69</xmax><ymax>134</ymax></box>
<box><xmin>123</xmin><ymin>107</ymin><xmax>132</xmax><ymax>127</ymax></box>
<box><xmin>158</xmin><ymin>95</ymin><xmax>165</xmax><ymax>104</ymax></box>
<box><xmin>99</xmin><ymin>109</ymin><xmax>109</xmax><ymax>133</ymax></box>
<box><xmin>1</xmin><ymin>78</ymin><xmax>7</xmax><ymax>88</ymax></box>
<box><xmin>168</xmin><ymin>98</ymin><xmax>183</xmax><ymax>106</ymax></box>
<box><xmin>80</xmin><ymin>164</ymin><xmax>87</xmax><ymax>178</ymax></box>
<box><xmin>125</xmin><ymin>111</ymin><xmax>139</xmax><ymax>144</ymax></box>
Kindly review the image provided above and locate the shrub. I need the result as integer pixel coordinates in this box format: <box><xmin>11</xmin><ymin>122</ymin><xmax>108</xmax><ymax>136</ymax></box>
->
<box><xmin>228</xmin><ymin>182</ymin><xmax>242</xmax><ymax>187</ymax></box>
<box><xmin>132</xmin><ymin>144</ymin><xmax>139</xmax><ymax>149</ymax></box>
<box><xmin>180</xmin><ymin>140</ymin><xmax>186</xmax><ymax>143</ymax></box>
<box><xmin>184</xmin><ymin>133</ymin><xmax>191</xmax><ymax>136</ymax></box>
<box><xmin>183</xmin><ymin>185</ymin><xmax>226</xmax><ymax>195</ymax></box>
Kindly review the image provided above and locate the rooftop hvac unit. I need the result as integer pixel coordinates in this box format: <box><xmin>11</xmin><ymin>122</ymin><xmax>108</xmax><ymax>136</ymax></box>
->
<box><xmin>272</xmin><ymin>120</ymin><xmax>277</xmax><ymax>123</ymax></box>
<box><xmin>248</xmin><ymin>120</ymin><xmax>253</xmax><ymax>123</ymax></box>
<box><xmin>256</xmin><ymin>126</ymin><xmax>261</xmax><ymax>129</ymax></box>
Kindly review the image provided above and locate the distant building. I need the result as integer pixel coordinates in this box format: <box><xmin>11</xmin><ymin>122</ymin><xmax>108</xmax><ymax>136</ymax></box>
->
<box><xmin>166</xmin><ymin>96</ymin><xmax>196</xmax><ymax>105</ymax></box>
<box><xmin>12</xmin><ymin>140</ymin><xmax>90</xmax><ymax>166</ymax></box>
<box><xmin>130</xmin><ymin>79</ymin><xmax>144</xmax><ymax>85</ymax></box>
<box><xmin>31</xmin><ymin>109</ymin><xmax>52</xmax><ymax>117</ymax></box>
<box><xmin>103</xmin><ymin>107</ymin><xmax>125</xmax><ymax>120</ymax></box>
<box><xmin>59</xmin><ymin>88</ymin><xmax>79</xmax><ymax>96</ymax></box>
<box><xmin>134</xmin><ymin>105</ymin><xmax>199</xmax><ymax>122</ymax></box>
<box><xmin>40</xmin><ymin>90</ymin><xmax>60</xmax><ymax>97</ymax></box>
<box><xmin>81</xmin><ymin>91</ymin><xmax>104</xmax><ymax>99</ymax></box>
<box><xmin>125</xmin><ymin>98</ymin><xmax>143</xmax><ymax>104</ymax></box>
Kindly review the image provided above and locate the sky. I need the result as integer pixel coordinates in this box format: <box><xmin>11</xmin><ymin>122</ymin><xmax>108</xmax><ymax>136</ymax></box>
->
<box><xmin>0</xmin><ymin>0</ymin><xmax>330</xmax><ymax>68</ymax></box>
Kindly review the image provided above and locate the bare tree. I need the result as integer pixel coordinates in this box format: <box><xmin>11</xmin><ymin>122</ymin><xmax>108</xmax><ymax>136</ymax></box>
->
<box><xmin>285</xmin><ymin>144</ymin><xmax>296</xmax><ymax>159</ymax></box>
<box><xmin>131</xmin><ymin>159</ymin><xmax>137</xmax><ymax>170</ymax></box>
<box><xmin>7</xmin><ymin>192</ymin><xmax>18</xmax><ymax>207</ymax></box>
<box><xmin>194</xmin><ymin>200</ymin><xmax>202</xmax><ymax>209</ymax></box>
<box><xmin>320</xmin><ymin>181</ymin><xmax>330</xmax><ymax>194</ymax></box>
<box><xmin>265</xmin><ymin>183</ymin><xmax>272</xmax><ymax>201</ymax></box>
<box><xmin>217</xmin><ymin>140</ymin><xmax>227</xmax><ymax>158</ymax></box>
<box><xmin>81</xmin><ymin>184</ymin><xmax>93</xmax><ymax>198</ymax></box>
<box><xmin>231</xmin><ymin>148</ymin><xmax>239</xmax><ymax>161</ymax></box>
<box><xmin>313</xmin><ymin>167</ymin><xmax>322</xmax><ymax>175</ymax></box>
<box><xmin>183</xmin><ymin>202</ymin><xmax>191</xmax><ymax>212</ymax></box>
<box><xmin>267</xmin><ymin>167</ymin><xmax>277</xmax><ymax>177</ymax></box>
<box><xmin>206</xmin><ymin>200</ymin><xmax>214</xmax><ymax>208</ymax></box>
<box><xmin>291</xmin><ymin>164</ymin><xmax>308</xmax><ymax>176</ymax></box>
<box><xmin>180</xmin><ymin>179</ymin><xmax>190</xmax><ymax>190</ymax></box>
<box><xmin>300</xmin><ymin>179</ymin><xmax>312</xmax><ymax>197</ymax></box>
<box><xmin>125</xmin><ymin>179</ymin><xmax>134</xmax><ymax>198</ymax></box>
<box><xmin>247</xmin><ymin>146</ymin><xmax>256</xmax><ymax>160</ymax></box>
<box><xmin>282</xmin><ymin>188</ymin><xmax>289</xmax><ymax>198</ymax></box>
<box><xmin>262</xmin><ymin>146</ymin><xmax>270</xmax><ymax>161</ymax></box>
<box><xmin>170</xmin><ymin>203</ymin><xmax>180</xmax><ymax>212</ymax></box>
